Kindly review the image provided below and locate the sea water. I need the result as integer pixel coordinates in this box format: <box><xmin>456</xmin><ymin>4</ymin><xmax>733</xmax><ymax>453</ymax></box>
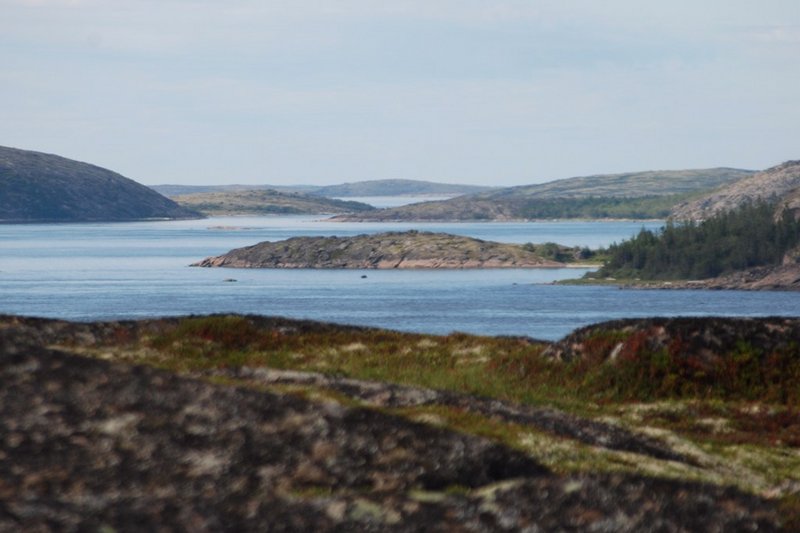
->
<box><xmin>1</xmin><ymin>215</ymin><xmax>797</xmax><ymax>340</ymax></box>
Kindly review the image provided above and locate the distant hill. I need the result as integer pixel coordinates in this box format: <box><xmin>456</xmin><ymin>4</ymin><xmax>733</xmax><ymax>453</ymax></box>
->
<box><xmin>151</xmin><ymin>184</ymin><xmax>314</xmax><ymax>197</ymax></box>
<box><xmin>334</xmin><ymin>168</ymin><xmax>753</xmax><ymax>221</ymax></box>
<box><xmin>310</xmin><ymin>179</ymin><xmax>491</xmax><ymax>197</ymax></box>
<box><xmin>671</xmin><ymin>160</ymin><xmax>800</xmax><ymax>220</ymax></box>
<box><xmin>152</xmin><ymin>179</ymin><xmax>491</xmax><ymax>199</ymax></box>
<box><xmin>172</xmin><ymin>189</ymin><xmax>375</xmax><ymax>216</ymax></box>
<box><xmin>0</xmin><ymin>146</ymin><xmax>199</xmax><ymax>223</ymax></box>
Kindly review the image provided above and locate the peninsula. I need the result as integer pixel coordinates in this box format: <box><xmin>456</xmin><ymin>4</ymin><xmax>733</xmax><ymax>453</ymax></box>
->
<box><xmin>192</xmin><ymin>231</ymin><xmax>570</xmax><ymax>269</ymax></box>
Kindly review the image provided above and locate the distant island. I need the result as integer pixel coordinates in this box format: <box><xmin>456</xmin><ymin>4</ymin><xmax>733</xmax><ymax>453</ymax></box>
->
<box><xmin>0</xmin><ymin>145</ymin><xmax>199</xmax><ymax>223</ymax></box>
<box><xmin>332</xmin><ymin>168</ymin><xmax>753</xmax><ymax>222</ymax></box>
<box><xmin>192</xmin><ymin>231</ymin><xmax>586</xmax><ymax>269</ymax></box>
<box><xmin>152</xmin><ymin>179</ymin><xmax>492</xmax><ymax>198</ymax></box>
<box><xmin>171</xmin><ymin>189</ymin><xmax>375</xmax><ymax>216</ymax></box>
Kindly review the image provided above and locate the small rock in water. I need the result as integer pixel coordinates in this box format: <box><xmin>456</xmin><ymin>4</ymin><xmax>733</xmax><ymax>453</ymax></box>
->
<box><xmin>223</xmin><ymin>278</ymin><xmax>238</xmax><ymax>283</ymax></box>
<box><xmin>361</xmin><ymin>275</ymin><xmax>368</xmax><ymax>279</ymax></box>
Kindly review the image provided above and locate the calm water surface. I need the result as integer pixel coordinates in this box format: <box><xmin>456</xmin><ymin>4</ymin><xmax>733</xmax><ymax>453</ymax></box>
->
<box><xmin>1</xmin><ymin>215</ymin><xmax>797</xmax><ymax>340</ymax></box>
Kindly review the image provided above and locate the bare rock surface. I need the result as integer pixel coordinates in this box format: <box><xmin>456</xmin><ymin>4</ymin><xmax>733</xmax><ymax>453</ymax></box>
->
<box><xmin>671</xmin><ymin>160</ymin><xmax>800</xmax><ymax>221</ymax></box>
<box><xmin>653</xmin><ymin>264</ymin><xmax>800</xmax><ymax>291</ymax></box>
<box><xmin>192</xmin><ymin>231</ymin><xmax>563</xmax><ymax>269</ymax></box>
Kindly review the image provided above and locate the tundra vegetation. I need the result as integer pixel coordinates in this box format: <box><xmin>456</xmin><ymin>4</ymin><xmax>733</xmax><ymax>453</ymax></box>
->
<box><xmin>32</xmin><ymin>314</ymin><xmax>799</xmax><ymax>507</ymax></box>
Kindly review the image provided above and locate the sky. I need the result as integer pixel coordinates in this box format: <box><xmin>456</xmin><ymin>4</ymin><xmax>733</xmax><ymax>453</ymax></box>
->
<box><xmin>1</xmin><ymin>1</ymin><xmax>799</xmax><ymax>186</ymax></box>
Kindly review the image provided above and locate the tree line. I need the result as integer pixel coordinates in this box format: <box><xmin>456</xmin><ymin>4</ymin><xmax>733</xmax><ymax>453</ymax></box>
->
<box><xmin>515</xmin><ymin>194</ymin><xmax>691</xmax><ymax>220</ymax></box>
<box><xmin>590</xmin><ymin>201</ymin><xmax>800</xmax><ymax>280</ymax></box>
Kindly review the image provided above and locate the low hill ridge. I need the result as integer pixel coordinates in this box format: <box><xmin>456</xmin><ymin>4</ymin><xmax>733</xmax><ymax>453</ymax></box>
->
<box><xmin>172</xmin><ymin>189</ymin><xmax>375</xmax><ymax>216</ymax></box>
<box><xmin>482</xmin><ymin>168</ymin><xmax>752</xmax><ymax>200</ymax></box>
<box><xmin>0</xmin><ymin>146</ymin><xmax>199</xmax><ymax>222</ymax></box>
<box><xmin>153</xmin><ymin>179</ymin><xmax>490</xmax><ymax>198</ymax></box>
<box><xmin>335</xmin><ymin>168</ymin><xmax>752</xmax><ymax>221</ymax></box>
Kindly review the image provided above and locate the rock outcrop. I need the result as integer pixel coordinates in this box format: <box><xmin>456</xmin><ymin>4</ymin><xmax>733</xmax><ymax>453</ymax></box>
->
<box><xmin>654</xmin><ymin>263</ymin><xmax>800</xmax><ymax>291</ymax></box>
<box><xmin>671</xmin><ymin>160</ymin><xmax>800</xmax><ymax>221</ymax></box>
<box><xmin>544</xmin><ymin>316</ymin><xmax>800</xmax><ymax>364</ymax></box>
<box><xmin>778</xmin><ymin>188</ymin><xmax>800</xmax><ymax>221</ymax></box>
<box><xmin>0</xmin><ymin>315</ymin><xmax>787</xmax><ymax>531</ymax></box>
<box><xmin>192</xmin><ymin>231</ymin><xmax>565</xmax><ymax>269</ymax></box>
<box><xmin>0</xmin><ymin>145</ymin><xmax>200</xmax><ymax>222</ymax></box>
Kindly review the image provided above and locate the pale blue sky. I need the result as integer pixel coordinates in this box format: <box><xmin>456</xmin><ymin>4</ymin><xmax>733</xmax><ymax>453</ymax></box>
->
<box><xmin>1</xmin><ymin>0</ymin><xmax>799</xmax><ymax>186</ymax></box>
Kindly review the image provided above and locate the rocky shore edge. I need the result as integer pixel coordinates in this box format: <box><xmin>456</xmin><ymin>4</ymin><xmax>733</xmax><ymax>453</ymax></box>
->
<box><xmin>616</xmin><ymin>263</ymin><xmax>800</xmax><ymax>291</ymax></box>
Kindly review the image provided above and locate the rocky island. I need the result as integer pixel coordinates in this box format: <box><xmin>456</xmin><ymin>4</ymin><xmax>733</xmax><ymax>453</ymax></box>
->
<box><xmin>192</xmin><ymin>231</ymin><xmax>570</xmax><ymax>269</ymax></box>
<box><xmin>1</xmin><ymin>313</ymin><xmax>797</xmax><ymax>530</ymax></box>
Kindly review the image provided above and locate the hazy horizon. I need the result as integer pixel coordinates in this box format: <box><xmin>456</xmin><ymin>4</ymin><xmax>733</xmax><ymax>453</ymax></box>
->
<box><xmin>2</xmin><ymin>1</ymin><xmax>798</xmax><ymax>187</ymax></box>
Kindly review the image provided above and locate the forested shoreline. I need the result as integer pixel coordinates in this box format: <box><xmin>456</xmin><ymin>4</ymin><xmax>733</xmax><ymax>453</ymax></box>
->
<box><xmin>589</xmin><ymin>201</ymin><xmax>800</xmax><ymax>280</ymax></box>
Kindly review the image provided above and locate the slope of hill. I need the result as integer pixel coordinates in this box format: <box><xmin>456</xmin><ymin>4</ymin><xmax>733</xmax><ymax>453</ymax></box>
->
<box><xmin>486</xmin><ymin>168</ymin><xmax>753</xmax><ymax>199</ymax></box>
<box><xmin>152</xmin><ymin>179</ymin><xmax>490</xmax><ymax>198</ymax></box>
<box><xmin>0</xmin><ymin>146</ymin><xmax>199</xmax><ymax>222</ymax></box>
<box><xmin>335</xmin><ymin>168</ymin><xmax>753</xmax><ymax>221</ymax></box>
<box><xmin>172</xmin><ymin>189</ymin><xmax>375</xmax><ymax>216</ymax></box>
<box><xmin>192</xmin><ymin>231</ymin><xmax>567</xmax><ymax>269</ymax></box>
<box><xmin>779</xmin><ymin>187</ymin><xmax>800</xmax><ymax>220</ymax></box>
<box><xmin>671</xmin><ymin>160</ymin><xmax>800</xmax><ymax>220</ymax></box>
